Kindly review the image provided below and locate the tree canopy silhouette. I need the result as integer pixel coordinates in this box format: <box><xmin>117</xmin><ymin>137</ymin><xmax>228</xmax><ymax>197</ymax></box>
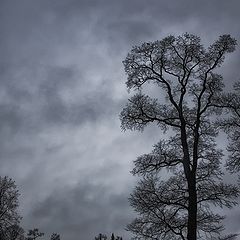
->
<box><xmin>0</xmin><ymin>224</ymin><xmax>25</xmax><ymax>240</ymax></box>
<box><xmin>95</xmin><ymin>233</ymin><xmax>123</xmax><ymax>240</ymax></box>
<box><xmin>0</xmin><ymin>175</ymin><xmax>61</xmax><ymax>240</ymax></box>
<box><xmin>0</xmin><ymin>176</ymin><xmax>21</xmax><ymax>238</ymax></box>
<box><xmin>120</xmin><ymin>33</ymin><xmax>239</xmax><ymax>240</ymax></box>
<box><xmin>26</xmin><ymin>229</ymin><xmax>44</xmax><ymax>240</ymax></box>
<box><xmin>216</xmin><ymin>82</ymin><xmax>240</xmax><ymax>173</ymax></box>
<box><xmin>50</xmin><ymin>233</ymin><xmax>61</xmax><ymax>240</ymax></box>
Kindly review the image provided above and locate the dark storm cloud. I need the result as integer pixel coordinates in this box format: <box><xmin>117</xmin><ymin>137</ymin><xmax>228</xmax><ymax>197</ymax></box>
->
<box><xmin>0</xmin><ymin>0</ymin><xmax>240</xmax><ymax>239</ymax></box>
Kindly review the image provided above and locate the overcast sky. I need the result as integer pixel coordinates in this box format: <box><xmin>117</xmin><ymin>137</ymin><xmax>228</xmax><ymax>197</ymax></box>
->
<box><xmin>0</xmin><ymin>0</ymin><xmax>240</xmax><ymax>239</ymax></box>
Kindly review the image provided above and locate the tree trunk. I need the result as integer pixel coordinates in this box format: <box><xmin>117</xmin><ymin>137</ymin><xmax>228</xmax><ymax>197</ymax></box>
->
<box><xmin>187</xmin><ymin>176</ymin><xmax>197</xmax><ymax>240</ymax></box>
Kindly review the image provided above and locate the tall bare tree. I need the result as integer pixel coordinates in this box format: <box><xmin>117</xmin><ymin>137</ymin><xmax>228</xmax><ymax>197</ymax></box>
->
<box><xmin>120</xmin><ymin>33</ymin><xmax>239</xmax><ymax>240</ymax></box>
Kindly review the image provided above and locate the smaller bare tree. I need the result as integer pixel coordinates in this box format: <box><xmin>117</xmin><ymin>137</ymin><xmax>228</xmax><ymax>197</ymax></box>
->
<box><xmin>95</xmin><ymin>233</ymin><xmax>123</xmax><ymax>240</ymax></box>
<box><xmin>26</xmin><ymin>229</ymin><xmax>44</xmax><ymax>240</ymax></box>
<box><xmin>0</xmin><ymin>176</ymin><xmax>21</xmax><ymax>236</ymax></box>
<box><xmin>95</xmin><ymin>233</ymin><xmax>107</xmax><ymax>240</ymax></box>
<box><xmin>50</xmin><ymin>233</ymin><xmax>61</xmax><ymax>240</ymax></box>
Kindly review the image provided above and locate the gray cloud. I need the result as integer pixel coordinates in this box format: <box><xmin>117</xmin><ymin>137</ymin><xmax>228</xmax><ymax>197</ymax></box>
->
<box><xmin>28</xmin><ymin>173</ymin><xmax>134</xmax><ymax>240</ymax></box>
<box><xmin>0</xmin><ymin>0</ymin><xmax>240</xmax><ymax>239</ymax></box>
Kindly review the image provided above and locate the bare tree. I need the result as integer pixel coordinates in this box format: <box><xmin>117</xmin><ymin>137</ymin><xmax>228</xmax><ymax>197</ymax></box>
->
<box><xmin>95</xmin><ymin>233</ymin><xmax>123</xmax><ymax>240</ymax></box>
<box><xmin>95</xmin><ymin>233</ymin><xmax>107</xmax><ymax>240</ymax></box>
<box><xmin>0</xmin><ymin>176</ymin><xmax>60</xmax><ymax>240</ymax></box>
<box><xmin>111</xmin><ymin>233</ymin><xmax>123</xmax><ymax>240</ymax></box>
<box><xmin>0</xmin><ymin>176</ymin><xmax>21</xmax><ymax>236</ymax></box>
<box><xmin>26</xmin><ymin>229</ymin><xmax>44</xmax><ymax>240</ymax></box>
<box><xmin>50</xmin><ymin>233</ymin><xmax>60</xmax><ymax>240</ymax></box>
<box><xmin>120</xmin><ymin>33</ymin><xmax>239</xmax><ymax>240</ymax></box>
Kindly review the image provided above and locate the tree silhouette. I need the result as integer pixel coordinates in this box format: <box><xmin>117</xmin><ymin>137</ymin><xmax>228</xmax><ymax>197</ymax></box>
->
<box><xmin>215</xmin><ymin>82</ymin><xmax>240</xmax><ymax>173</ymax></box>
<box><xmin>0</xmin><ymin>176</ymin><xmax>21</xmax><ymax>237</ymax></box>
<box><xmin>95</xmin><ymin>233</ymin><xmax>107</xmax><ymax>240</ymax></box>
<box><xmin>120</xmin><ymin>33</ymin><xmax>239</xmax><ymax>240</ymax></box>
<box><xmin>0</xmin><ymin>176</ymin><xmax>62</xmax><ymax>240</ymax></box>
<box><xmin>26</xmin><ymin>229</ymin><xmax>44</xmax><ymax>240</ymax></box>
<box><xmin>111</xmin><ymin>233</ymin><xmax>123</xmax><ymax>240</ymax></box>
<box><xmin>0</xmin><ymin>224</ymin><xmax>25</xmax><ymax>240</ymax></box>
<box><xmin>111</xmin><ymin>233</ymin><xmax>115</xmax><ymax>240</ymax></box>
<box><xmin>95</xmin><ymin>233</ymin><xmax>123</xmax><ymax>240</ymax></box>
<box><xmin>50</xmin><ymin>233</ymin><xmax>61</xmax><ymax>240</ymax></box>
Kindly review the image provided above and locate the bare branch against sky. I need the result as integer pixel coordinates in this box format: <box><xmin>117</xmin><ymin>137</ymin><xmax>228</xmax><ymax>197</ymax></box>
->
<box><xmin>0</xmin><ymin>0</ymin><xmax>240</xmax><ymax>239</ymax></box>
